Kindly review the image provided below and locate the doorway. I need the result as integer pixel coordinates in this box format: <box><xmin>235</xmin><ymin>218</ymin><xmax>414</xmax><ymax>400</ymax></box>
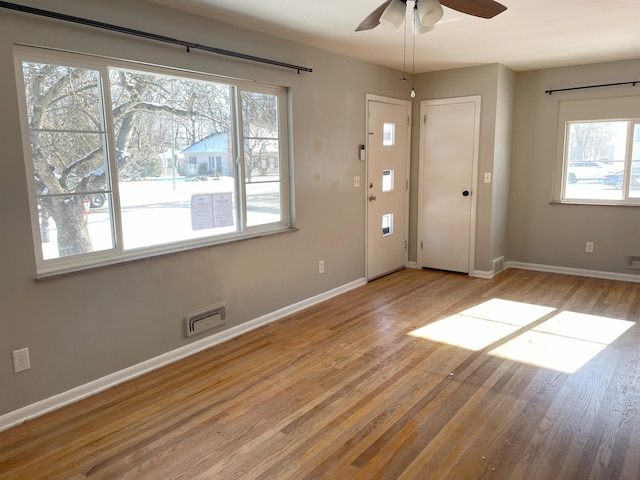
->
<box><xmin>418</xmin><ymin>96</ymin><xmax>480</xmax><ymax>274</ymax></box>
<box><xmin>366</xmin><ymin>95</ymin><xmax>411</xmax><ymax>280</ymax></box>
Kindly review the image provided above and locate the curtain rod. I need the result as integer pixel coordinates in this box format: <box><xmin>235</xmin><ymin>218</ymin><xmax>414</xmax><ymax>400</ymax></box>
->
<box><xmin>545</xmin><ymin>81</ymin><xmax>637</xmax><ymax>95</ymax></box>
<box><xmin>0</xmin><ymin>1</ymin><xmax>313</xmax><ymax>74</ymax></box>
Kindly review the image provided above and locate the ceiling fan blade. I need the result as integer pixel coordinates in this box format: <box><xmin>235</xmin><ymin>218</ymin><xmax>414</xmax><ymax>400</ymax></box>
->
<box><xmin>355</xmin><ymin>0</ymin><xmax>392</xmax><ymax>31</ymax></box>
<box><xmin>440</xmin><ymin>0</ymin><xmax>507</xmax><ymax>19</ymax></box>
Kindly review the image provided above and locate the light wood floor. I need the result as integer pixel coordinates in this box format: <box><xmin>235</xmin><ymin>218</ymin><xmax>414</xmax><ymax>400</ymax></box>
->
<box><xmin>2</xmin><ymin>268</ymin><xmax>640</xmax><ymax>479</ymax></box>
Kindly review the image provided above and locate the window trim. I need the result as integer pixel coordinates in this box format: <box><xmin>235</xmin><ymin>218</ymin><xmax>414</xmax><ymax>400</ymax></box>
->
<box><xmin>14</xmin><ymin>45</ymin><xmax>294</xmax><ymax>278</ymax></box>
<box><xmin>553</xmin><ymin>95</ymin><xmax>640</xmax><ymax>206</ymax></box>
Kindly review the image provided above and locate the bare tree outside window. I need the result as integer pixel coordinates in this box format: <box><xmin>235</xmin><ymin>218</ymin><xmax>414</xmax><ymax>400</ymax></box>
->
<box><xmin>23</xmin><ymin>62</ymin><xmax>111</xmax><ymax>257</ymax></box>
<box><xmin>17</xmin><ymin>48</ymin><xmax>289</xmax><ymax>273</ymax></box>
<box><xmin>241</xmin><ymin>91</ymin><xmax>282</xmax><ymax>227</ymax></box>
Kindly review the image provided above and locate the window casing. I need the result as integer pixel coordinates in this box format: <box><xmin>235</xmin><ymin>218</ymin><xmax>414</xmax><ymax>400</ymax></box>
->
<box><xmin>15</xmin><ymin>46</ymin><xmax>292</xmax><ymax>276</ymax></box>
<box><xmin>554</xmin><ymin>96</ymin><xmax>640</xmax><ymax>206</ymax></box>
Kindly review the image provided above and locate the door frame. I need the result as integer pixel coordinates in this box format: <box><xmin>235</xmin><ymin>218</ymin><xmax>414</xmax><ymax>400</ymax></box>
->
<box><xmin>417</xmin><ymin>95</ymin><xmax>480</xmax><ymax>275</ymax></box>
<box><xmin>365</xmin><ymin>93</ymin><xmax>412</xmax><ymax>280</ymax></box>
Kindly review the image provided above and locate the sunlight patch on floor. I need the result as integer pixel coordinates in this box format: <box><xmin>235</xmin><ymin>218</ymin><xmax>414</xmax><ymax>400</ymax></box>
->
<box><xmin>408</xmin><ymin>299</ymin><xmax>634</xmax><ymax>373</ymax></box>
<box><xmin>534</xmin><ymin>311</ymin><xmax>633</xmax><ymax>344</ymax></box>
<box><xmin>409</xmin><ymin>315</ymin><xmax>521</xmax><ymax>351</ymax></box>
<box><xmin>409</xmin><ymin>299</ymin><xmax>554</xmax><ymax>351</ymax></box>
<box><xmin>489</xmin><ymin>311</ymin><xmax>634</xmax><ymax>373</ymax></box>
<box><xmin>460</xmin><ymin>298</ymin><xmax>556</xmax><ymax>327</ymax></box>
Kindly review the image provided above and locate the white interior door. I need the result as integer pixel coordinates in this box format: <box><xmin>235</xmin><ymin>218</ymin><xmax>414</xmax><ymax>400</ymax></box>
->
<box><xmin>419</xmin><ymin>97</ymin><xmax>480</xmax><ymax>274</ymax></box>
<box><xmin>366</xmin><ymin>96</ymin><xmax>410</xmax><ymax>280</ymax></box>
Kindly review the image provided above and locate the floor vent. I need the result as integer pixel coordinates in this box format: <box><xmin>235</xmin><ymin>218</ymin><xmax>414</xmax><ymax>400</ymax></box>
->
<box><xmin>185</xmin><ymin>305</ymin><xmax>225</xmax><ymax>337</ymax></box>
<box><xmin>627</xmin><ymin>255</ymin><xmax>640</xmax><ymax>270</ymax></box>
<box><xmin>492</xmin><ymin>256</ymin><xmax>505</xmax><ymax>275</ymax></box>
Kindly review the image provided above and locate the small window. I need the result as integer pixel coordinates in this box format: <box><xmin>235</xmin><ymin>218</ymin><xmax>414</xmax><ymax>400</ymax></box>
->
<box><xmin>383</xmin><ymin>122</ymin><xmax>395</xmax><ymax>146</ymax></box>
<box><xmin>563</xmin><ymin>121</ymin><xmax>637</xmax><ymax>201</ymax></box>
<box><xmin>382</xmin><ymin>213</ymin><xmax>394</xmax><ymax>236</ymax></box>
<box><xmin>382</xmin><ymin>170</ymin><xmax>394</xmax><ymax>192</ymax></box>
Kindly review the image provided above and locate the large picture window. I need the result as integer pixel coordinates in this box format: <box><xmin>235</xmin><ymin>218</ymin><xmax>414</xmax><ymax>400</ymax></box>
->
<box><xmin>15</xmin><ymin>47</ymin><xmax>291</xmax><ymax>276</ymax></box>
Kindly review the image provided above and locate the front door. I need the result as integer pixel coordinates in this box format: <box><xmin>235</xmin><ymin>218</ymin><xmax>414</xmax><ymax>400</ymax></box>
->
<box><xmin>366</xmin><ymin>96</ymin><xmax>411</xmax><ymax>280</ymax></box>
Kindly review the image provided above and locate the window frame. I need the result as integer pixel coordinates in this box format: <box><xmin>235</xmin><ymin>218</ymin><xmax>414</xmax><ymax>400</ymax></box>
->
<box><xmin>14</xmin><ymin>46</ymin><xmax>294</xmax><ymax>277</ymax></box>
<box><xmin>553</xmin><ymin>96</ymin><xmax>640</xmax><ymax>206</ymax></box>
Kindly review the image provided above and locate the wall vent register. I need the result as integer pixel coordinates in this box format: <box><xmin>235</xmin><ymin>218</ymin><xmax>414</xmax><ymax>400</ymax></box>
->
<box><xmin>185</xmin><ymin>305</ymin><xmax>226</xmax><ymax>337</ymax></box>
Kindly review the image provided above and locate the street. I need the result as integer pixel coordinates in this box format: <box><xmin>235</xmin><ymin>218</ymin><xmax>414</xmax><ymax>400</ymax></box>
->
<box><xmin>40</xmin><ymin>176</ymin><xmax>281</xmax><ymax>258</ymax></box>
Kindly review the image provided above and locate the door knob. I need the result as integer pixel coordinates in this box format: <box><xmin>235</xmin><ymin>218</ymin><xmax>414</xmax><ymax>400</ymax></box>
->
<box><xmin>462</xmin><ymin>190</ymin><xmax>470</xmax><ymax>197</ymax></box>
<box><xmin>368</xmin><ymin>194</ymin><xmax>377</xmax><ymax>201</ymax></box>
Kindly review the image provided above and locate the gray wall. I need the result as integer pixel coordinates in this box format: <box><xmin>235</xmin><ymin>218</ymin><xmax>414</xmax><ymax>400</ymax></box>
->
<box><xmin>490</xmin><ymin>65</ymin><xmax>516</xmax><ymax>266</ymax></box>
<box><xmin>508</xmin><ymin>60</ymin><xmax>640</xmax><ymax>275</ymax></box>
<box><xmin>0</xmin><ymin>0</ymin><xmax>403</xmax><ymax>417</ymax></box>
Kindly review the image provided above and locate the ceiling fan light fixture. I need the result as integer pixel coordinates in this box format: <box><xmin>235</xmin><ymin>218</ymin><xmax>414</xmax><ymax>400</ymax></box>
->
<box><xmin>417</xmin><ymin>0</ymin><xmax>444</xmax><ymax>27</ymax></box>
<box><xmin>379</xmin><ymin>0</ymin><xmax>407</xmax><ymax>31</ymax></box>
<box><xmin>413</xmin><ymin>5</ymin><xmax>435</xmax><ymax>34</ymax></box>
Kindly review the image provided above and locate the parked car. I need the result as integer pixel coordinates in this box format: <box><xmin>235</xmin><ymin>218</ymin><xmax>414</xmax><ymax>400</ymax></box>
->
<box><xmin>88</xmin><ymin>193</ymin><xmax>106</xmax><ymax>208</ymax></box>
<box><xmin>602</xmin><ymin>167</ymin><xmax>640</xmax><ymax>190</ymax></box>
<box><xmin>35</xmin><ymin>171</ymin><xmax>107</xmax><ymax>209</ymax></box>
<box><xmin>567</xmin><ymin>161</ymin><xmax>609</xmax><ymax>183</ymax></box>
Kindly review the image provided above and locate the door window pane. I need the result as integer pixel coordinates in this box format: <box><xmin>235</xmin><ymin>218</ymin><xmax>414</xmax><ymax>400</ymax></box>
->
<box><xmin>382</xmin><ymin>213</ymin><xmax>394</xmax><ymax>236</ymax></box>
<box><xmin>383</xmin><ymin>122</ymin><xmax>395</xmax><ymax>146</ymax></box>
<box><xmin>382</xmin><ymin>169</ymin><xmax>394</xmax><ymax>192</ymax></box>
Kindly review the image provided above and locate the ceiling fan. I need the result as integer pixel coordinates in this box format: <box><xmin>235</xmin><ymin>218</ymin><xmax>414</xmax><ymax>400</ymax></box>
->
<box><xmin>356</xmin><ymin>0</ymin><xmax>507</xmax><ymax>33</ymax></box>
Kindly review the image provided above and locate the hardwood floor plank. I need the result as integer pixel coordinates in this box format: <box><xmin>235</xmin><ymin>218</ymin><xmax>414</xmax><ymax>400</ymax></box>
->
<box><xmin>396</xmin><ymin>373</ymin><xmax>530</xmax><ymax>479</ymax></box>
<box><xmin>278</xmin><ymin>356</ymin><xmax>454</xmax><ymax>479</ymax></box>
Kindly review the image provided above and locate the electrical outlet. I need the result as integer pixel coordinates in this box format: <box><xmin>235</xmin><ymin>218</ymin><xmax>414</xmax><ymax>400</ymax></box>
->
<box><xmin>12</xmin><ymin>347</ymin><xmax>30</xmax><ymax>373</ymax></box>
<box><xmin>354</xmin><ymin>176</ymin><xmax>361</xmax><ymax>188</ymax></box>
<box><xmin>319</xmin><ymin>260</ymin><xmax>325</xmax><ymax>274</ymax></box>
<box><xmin>586</xmin><ymin>242</ymin><xmax>594</xmax><ymax>253</ymax></box>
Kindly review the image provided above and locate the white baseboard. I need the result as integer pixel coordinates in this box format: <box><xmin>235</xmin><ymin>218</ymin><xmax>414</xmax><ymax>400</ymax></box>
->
<box><xmin>410</xmin><ymin>262</ymin><xmax>493</xmax><ymax>278</ymax></box>
<box><xmin>0</xmin><ymin>277</ymin><xmax>367</xmax><ymax>433</ymax></box>
<box><xmin>404</xmin><ymin>260</ymin><xmax>639</xmax><ymax>283</ymax></box>
<box><xmin>507</xmin><ymin>261</ymin><xmax>640</xmax><ymax>283</ymax></box>
<box><xmin>472</xmin><ymin>270</ymin><xmax>495</xmax><ymax>279</ymax></box>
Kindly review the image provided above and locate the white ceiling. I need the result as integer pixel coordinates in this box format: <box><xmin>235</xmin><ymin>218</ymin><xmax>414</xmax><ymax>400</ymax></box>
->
<box><xmin>147</xmin><ymin>0</ymin><xmax>640</xmax><ymax>74</ymax></box>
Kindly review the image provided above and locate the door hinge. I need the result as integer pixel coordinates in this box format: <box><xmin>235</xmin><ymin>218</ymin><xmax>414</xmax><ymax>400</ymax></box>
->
<box><xmin>405</xmin><ymin>240</ymin><xmax>408</xmax><ymax>250</ymax></box>
<box><xmin>408</xmin><ymin>116</ymin><xmax>410</xmax><ymax>126</ymax></box>
<box><xmin>406</xmin><ymin>180</ymin><xmax>409</xmax><ymax>191</ymax></box>
<box><xmin>423</xmin><ymin>114</ymin><xmax>427</xmax><ymax>124</ymax></box>
<box><xmin>421</xmin><ymin>241</ymin><xmax>423</xmax><ymax>249</ymax></box>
